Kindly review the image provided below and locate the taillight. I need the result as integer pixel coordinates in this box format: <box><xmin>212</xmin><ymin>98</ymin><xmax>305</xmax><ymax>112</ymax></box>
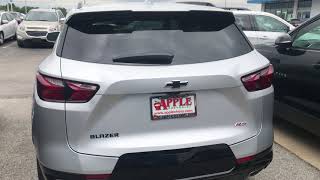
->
<box><xmin>241</xmin><ymin>65</ymin><xmax>274</xmax><ymax>92</ymax></box>
<box><xmin>85</xmin><ymin>174</ymin><xmax>112</xmax><ymax>180</ymax></box>
<box><xmin>36</xmin><ymin>73</ymin><xmax>99</xmax><ymax>103</ymax></box>
<box><xmin>236</xmin><ymin>155</ymin><xmax>254</xmax><ymax>164</ymax></box>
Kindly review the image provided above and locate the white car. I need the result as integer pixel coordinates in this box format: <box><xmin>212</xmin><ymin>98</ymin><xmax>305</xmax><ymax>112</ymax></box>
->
<box><xmin>16</xmin><ymin>9</ymin><xmax>65</xmax><ymax>47</ymax></box>
<box><xmin>0</xmin><ymin>11</ymin><xmax>18</xmax><ymax>45</ymax></box>
<box><xmin>233</xmin><ymin>11</ymin><xmax>295</xmax><ymax>45</ymax></box>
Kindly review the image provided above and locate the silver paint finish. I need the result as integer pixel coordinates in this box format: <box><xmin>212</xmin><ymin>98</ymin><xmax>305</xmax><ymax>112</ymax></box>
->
<box><xmin>32</xmin><ymin>1</ymin><xmax>274</xmax><ymax>175</ymax></box>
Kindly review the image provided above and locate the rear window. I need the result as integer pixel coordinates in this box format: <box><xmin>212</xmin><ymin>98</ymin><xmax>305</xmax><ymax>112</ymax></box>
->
<box><xmin>59</xmin><ymin>11</ymin><xmax>252</xmax><ymax>65</ymax></box>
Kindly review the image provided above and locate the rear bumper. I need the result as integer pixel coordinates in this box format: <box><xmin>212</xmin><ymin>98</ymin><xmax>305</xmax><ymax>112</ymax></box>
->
<box><xmin>38</xmin><ymin>146</ymin><xmax>272</xmax><ymax>180</ymax></box>
<box><xmin>218</xmin><ymin>146</ymin><xmax>273</xmax><ymax>179</ymax></box>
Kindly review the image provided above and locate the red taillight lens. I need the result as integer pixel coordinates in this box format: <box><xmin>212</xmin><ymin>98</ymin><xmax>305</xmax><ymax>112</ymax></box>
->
<box><xmin>241</xmin><ymin>65</ymin><xmax>274</xmax><ymax>92</ymax></box>
<box><xmin>36</xmin><ymin>73</ymin><xmax>99</xmax><ymax>103</ymax></box>
<box><xmin>236</xmin><ymin>155</ymin><xmax>255</xmax><ymax>164</ymax></box>
<box><xmin>85</xmin><ymin>174</ymin><xmax>112</xmax><ymax>180</ymax></box>
<box><xmin>36</xmin><ymin>73</ymin><xmax>65</xmax><ymax>102</ymax></box>
<box><xmin>66</xmin><ymin>81</ymin><xmax>99</xmax><ymax>102</ymax></box>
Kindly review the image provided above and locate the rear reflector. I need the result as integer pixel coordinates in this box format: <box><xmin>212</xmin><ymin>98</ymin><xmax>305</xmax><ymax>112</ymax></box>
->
<box><xmin>241</xmin><ymin>65</ymin><xmax>274</xmax><ymax>92</ymax></box>
<box><xmin>85</xmin><ymin>174</ymin><xmax>112</xmax><ymax>180</ymax></box>
<box><xmin>36</xmin><ymin>73</ymin><xmax>99</xmax><ymax>103</ymax></box>
<box><xmin>236</xmin><ymin>155</ymin><xmax>254</xmax><ymax>164</ymax></box>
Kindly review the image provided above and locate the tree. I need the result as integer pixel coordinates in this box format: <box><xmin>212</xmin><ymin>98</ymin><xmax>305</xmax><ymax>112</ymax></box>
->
<box><xmin>54</xmin><ymin>7</ymin><xmax>67</xmax><ymax>16</ymax></box>
<box><xmin>0</xmin><ymin>3</ymin><xmax>37</xmax><ymax>14</ymax></box>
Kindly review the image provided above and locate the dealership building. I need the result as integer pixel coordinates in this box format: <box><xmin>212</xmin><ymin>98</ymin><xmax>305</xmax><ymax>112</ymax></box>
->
<box><xmin>248</xmin><ymin>0</ymin><xmax>320</xmax><ymax>21</ymax></box>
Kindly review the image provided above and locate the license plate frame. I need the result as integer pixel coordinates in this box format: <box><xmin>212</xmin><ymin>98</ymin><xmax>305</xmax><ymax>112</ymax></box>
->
<box><xmin>150</xmin><ymin>94</ymin><xmax>197</xmax><ymax>120</ymax></box>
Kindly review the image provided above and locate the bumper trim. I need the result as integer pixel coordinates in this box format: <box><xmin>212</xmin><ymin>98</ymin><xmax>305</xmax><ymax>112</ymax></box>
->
<box><xmin>38</xmin><ymin>146</ymin><xmax>272</xmax><ymax>180</ymax></box>
<box><xmin>212</xmin><ymin>146</ymin><xmax>273</xmax><ymax>179</ymax></box>
<box><xmin>176</xmin><ymin>168</ymin><xmax>234</xmax><ymax>180</ymax></box>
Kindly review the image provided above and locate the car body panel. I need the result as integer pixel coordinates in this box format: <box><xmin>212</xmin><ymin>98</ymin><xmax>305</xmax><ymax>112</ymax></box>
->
<box><xmin>32</xmin><ymin>2</ymin><xmax>274</xmax><ymax>178</ymax></box>
<box><xmin>58</xmin><ymin>50</ymin><xmax>271</xmax><ymax>157</ymax></box>
<box><xmin>233</xmin><ymin>11</ymin><xmax>294</xmax><ymax>46</ymax></box>
<box><xmin>255</xmin><ymin>14</ymin><xmax>320</xmax><ymax>136</ymax></box>
<box><xmin>0</xmin><ymin>12</ymin><xmax>18</xmax><ymax>40</ymax></box>
<box><xmin>21</xmin><ymin>21</ymin><xmax>62</xmax><ymax>30</ymax></box>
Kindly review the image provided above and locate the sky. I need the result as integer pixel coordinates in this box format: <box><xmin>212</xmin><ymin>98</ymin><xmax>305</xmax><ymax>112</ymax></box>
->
<box><xmin>0</xmin><ymin>0</ymin><xmax>261</xmax><ymax>10</ymax></box>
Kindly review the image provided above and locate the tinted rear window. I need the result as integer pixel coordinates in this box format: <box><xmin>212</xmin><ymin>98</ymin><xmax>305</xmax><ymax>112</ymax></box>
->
<box><xmin>60</xmin><ymin>11</ymin><xmax>252</xmax><ymax>65</ymax></box>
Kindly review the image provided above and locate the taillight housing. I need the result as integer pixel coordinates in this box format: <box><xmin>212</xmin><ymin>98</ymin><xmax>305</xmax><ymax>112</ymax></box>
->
<box><xmin>241</xmin><ymin>65</ymin><xmax>274</xmax><ymax>92</ymax></box>
<box><xmin>236</xmin><ymin>155</ymin><xmax>255</xmax><ymax>164</ymax></box>
<box><xmin>85</xmin><ymin>174</ymin><xmax>112</xmax><ymax>180</ymax></box>
<box><xmin>36</xmin><ymin>73</ymin><xmax>99</xmax><ymax>103</ymax></box>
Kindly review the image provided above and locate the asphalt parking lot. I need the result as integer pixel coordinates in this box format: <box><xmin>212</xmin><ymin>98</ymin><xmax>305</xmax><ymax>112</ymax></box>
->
<box><xmin>0</xmin><ymin>40</ymin><xmax>320</xmax><ymax>180</ymax></box>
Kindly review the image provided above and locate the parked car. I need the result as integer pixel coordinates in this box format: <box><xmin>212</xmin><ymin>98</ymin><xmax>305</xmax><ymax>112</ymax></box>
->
<box><xmin>255</xmin><ymin>13</ymin><xmax>320</xmax><ymax>137</ymax></box>
<box><xmin>9</xmin><ymin>12</ymin><xmax>25</xmax><ymax>24</ymax></box>
<box><xmin>33</xmin><ymin>2</ymin><xmax>274</xmax><ymax>180</ymax></box>
<box><xmin>233</xmin><ymin>10</ymin><xmax>295</xmax><ymax>45</ymax></box>
<box><xmin>0</xmin><ymin>11</ymin><xmax>18</xmax><ymax>45</ymax></box>
<box><xmin>16</xmin><ymin>9</ymin><xmax>65</xmax><ymax>47</ymax></box>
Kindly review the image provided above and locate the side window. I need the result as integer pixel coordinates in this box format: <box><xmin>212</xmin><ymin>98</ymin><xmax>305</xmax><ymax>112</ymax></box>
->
<box><xmin>254</xmin><ymin>15</ymin><xmax>289</xmax><ymax>32</ymax></box>
<box><xmin>292</xmin><ymin>19</ymin><xmax>320</xmax><ymax>50</ymax></box>
<box><xmin>234</xmin><ymin>15</ymin><xmax>252</xmax><ymax>31</ymax></box>
<box><xmin>1</xmin><ymin>14</ymin><xmax>8</xmax><ymax>22</ymax></box>
<box><xmin>5</xmin><ymin>14</ymin><xmax>13</xmax><ymax>21</ymax></box>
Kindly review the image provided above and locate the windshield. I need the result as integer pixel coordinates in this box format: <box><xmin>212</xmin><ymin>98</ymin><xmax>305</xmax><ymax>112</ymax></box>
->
<box><xmin>25</xmin><ymin>11</ymin><xmax>58</xmax><ymax>22</ymax></box>
<box><xmin>10</xmin><ymin>13</ymin><xmax>18</xmax><ymax>18</ymax></box>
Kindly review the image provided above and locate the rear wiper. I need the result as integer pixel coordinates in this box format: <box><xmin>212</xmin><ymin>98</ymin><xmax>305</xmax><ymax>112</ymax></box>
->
<box><xmin>113</xmin><ymin>54</ymin><xmax>174</xmax><ymax>65</ymax></box>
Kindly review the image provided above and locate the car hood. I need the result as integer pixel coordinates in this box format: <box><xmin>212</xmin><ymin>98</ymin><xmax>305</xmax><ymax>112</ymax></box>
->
<box><xmin>21</xmin><ymin>21</ymin><xmax>58</xmax><ymax>29</ymax></box>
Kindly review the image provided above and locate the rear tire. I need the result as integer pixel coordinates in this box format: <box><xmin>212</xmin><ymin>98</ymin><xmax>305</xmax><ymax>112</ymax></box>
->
<box><xmin>0</xmin><ymin>32</ymin><xmax>4</xmax><ymax>45</ymax></box>
<box><xmin>17</xmin><ymin>40</ymin><xmax>25</xmax><ymax>48</ymax></box>
<box><xmin>37</xmin><ymin>160</ymin><xmax>45</xmax><ymax>180</ymax></box>
<box><xmin>12</xmin><ymin>33</ymin><xmax>17</xmax><ymax>40</ymax></box>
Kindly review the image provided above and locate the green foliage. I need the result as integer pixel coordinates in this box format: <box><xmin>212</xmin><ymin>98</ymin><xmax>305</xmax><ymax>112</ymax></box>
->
<box><xmin>0</xmin><ymin>5</ymin><xmax>8</xmax><ymax>11</ymax></box>
<box><xmin>0</xmin><ymin>4</ymin><xmax>37</xmax><ymax>14</ymax></box>
<box><xmin>53</xmin><ymin>7</ymin><xmax>68</xmax><ymax>16</ymax></box>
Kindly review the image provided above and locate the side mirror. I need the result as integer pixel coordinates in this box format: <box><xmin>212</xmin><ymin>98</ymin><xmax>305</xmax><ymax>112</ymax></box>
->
<box><xmin>289</xmin><ymin>26</ymin><xmax>295</xmax><ymax>31</ymax></box>
<box><xmin>286</xmin><ymin>26</ymin><xmax>291</xmax><ymax>33</ymax></box>
<box><xmin>1</xmin><ymin>20</ymin><xmax>9</xmax><ymax>25</ymax></box>
<box><xmin>275</xmin><ymin>34</ymin><xmax>292</xmax><ymax>48</ymax></box>
<box><xmin>59</xmin><ymin>18</ymin><xmax>66</xmax><ymax>23</ymax></box>
<box><xmin>46</xmin><ymin>32</ymin><xmax>60</xmax><ymax>43</ymax></box>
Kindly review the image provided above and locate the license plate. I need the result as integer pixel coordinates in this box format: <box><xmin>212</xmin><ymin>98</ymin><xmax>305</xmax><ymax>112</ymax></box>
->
<box><xmin>150</xmin><ymin>94</ymin><xmax>197</xmax><ymax>120</ymax></box>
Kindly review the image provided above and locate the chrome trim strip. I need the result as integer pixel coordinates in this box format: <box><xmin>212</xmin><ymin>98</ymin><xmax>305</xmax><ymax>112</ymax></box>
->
<box><xmin>175</xmin><ymin>168</ymin><xmax>234</xmax><ymax>180</ymax></box>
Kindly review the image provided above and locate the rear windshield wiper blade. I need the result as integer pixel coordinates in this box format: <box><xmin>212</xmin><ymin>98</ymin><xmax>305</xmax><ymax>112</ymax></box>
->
<box><xmin>113</xmin><ymin>54</ymin><xmax>174</xmax><ymax>65</ymax></box>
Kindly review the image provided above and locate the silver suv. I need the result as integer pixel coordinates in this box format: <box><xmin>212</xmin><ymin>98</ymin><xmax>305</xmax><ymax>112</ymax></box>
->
<box><xmin>32</xmin><ymin>2</ymin><xmax>274</xmax><ymax>180</ymax></box>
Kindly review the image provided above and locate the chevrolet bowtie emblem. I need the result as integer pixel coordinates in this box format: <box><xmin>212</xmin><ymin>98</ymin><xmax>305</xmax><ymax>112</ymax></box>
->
<box><xmin>165</xmin><ymin>80</ymin><xmax>189</xmax><ymax>89</ymax></box>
